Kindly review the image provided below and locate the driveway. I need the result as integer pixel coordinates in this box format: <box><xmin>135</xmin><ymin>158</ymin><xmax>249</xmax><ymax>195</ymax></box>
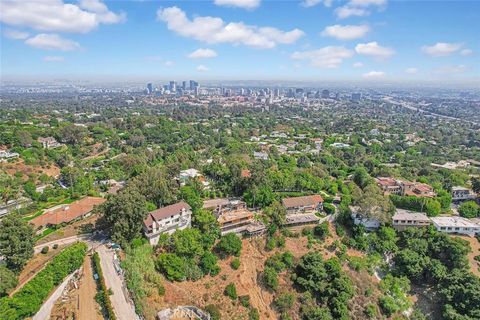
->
<box><xmin>96</xmin><ymin>245</ymin><xmax>139</xmax><ymax>320</ymax></box>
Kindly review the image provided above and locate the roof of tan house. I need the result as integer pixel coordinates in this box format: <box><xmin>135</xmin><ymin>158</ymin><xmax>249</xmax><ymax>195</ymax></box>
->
<box><xmin>143</xmin><ymin>201</ymin><xmax>191</xmax><ymax>229</ymax></box>
<box><xmin>217</xmin><ymin>209</ymin><xmax>253</xmax><ymax>225</ymax></box>
<box><xmin>30</xmin><ymin>197</ymin><xmax>105</xmax><ymax>228</ymax></box>
<box><xmin>282</xmin><ymin>195</ymin><xmax>324</xmax><ymax>208</ymax></box>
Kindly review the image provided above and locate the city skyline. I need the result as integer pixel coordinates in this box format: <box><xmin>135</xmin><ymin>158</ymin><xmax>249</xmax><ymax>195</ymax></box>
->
<box><xmin>1</xmin><ymin>0</ymin><xmax>479</xmax><ymax>83</ymax></box>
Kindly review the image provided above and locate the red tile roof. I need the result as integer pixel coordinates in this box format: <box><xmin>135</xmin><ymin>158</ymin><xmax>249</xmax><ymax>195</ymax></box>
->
<box><xmin>30</xmin><ymin>197</ymin><xmax>105</xmax><ymax>228</ymax></box>
<box><xmin>282</xmin><ymin>195</ymin><xmax>324</xmax><ymax>208</ymax></box>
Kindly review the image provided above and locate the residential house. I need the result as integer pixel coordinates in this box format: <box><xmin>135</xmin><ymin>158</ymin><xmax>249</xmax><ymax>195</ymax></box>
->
<box><xmin>431</xmin><ymin>216</ymin><xmax>480</xmax><ymax>237</ymax></box>
<box><xmin>375</xmin><ymin>177</ymin><xmax>436</xmax><ymax>198</ymax></box>
<box><xmin>203</xmin><ymin>198</ymin><xmax>246</xmax><ymax>217</ymax></box>
<box><xmin>284</xmin><ymin>214</ymin><xmax>321</xmax><ymax>227</ymax></box>
<box><xmin>143</xmin><ymin>201</ymin><xmax>192</xmax><ymax>245</ymax></box>
<box><xmin>392</xmin><ymin>209</ymin><xmax>431</xmax><ymax>231</ymax></box>
<box><xmin>350</xmin><ymin>207</ymin><xmax>381</xmax><ymax>231</ymax></box>
<box><xmin>253</xmin><ymin>151</ymin><xmax>268</xmax><ymax>160</ymax></box>
<box><xmin>451</xmin><ymin>186</ymin><xmax>476</xmax><ymax>202</ymax></box>
<box><xmin>217</xmin><ymin>208</ymin><xmax>255</xmax><ymax>235</ymax></box>
<box><xmin>282</xmin><ymin>195</ymin><xmax>323</xmax><ymax>215</ymax></box>
<box><xmin>0</xmin><ymin>150</ymin><xmax>19</xmax><ymax>160</ymax></box>
<box><xmin>30</xmin><ymin>197</ymin><xmax>105</xmax><ymax>229</ymax></box>
<box><xmin>38</xmin><ymin>137</ymin><xmax>63</xmax><ymax>149</ymax></box>
<box><xmin>178</xmin><ymin>168</ymin><xmax>210</xmax><ymax>189</ymax></box>
<box><xmin>376</xmin><ymin>177</ymin><xmax>402</xmax><ymax>195</ymax></box>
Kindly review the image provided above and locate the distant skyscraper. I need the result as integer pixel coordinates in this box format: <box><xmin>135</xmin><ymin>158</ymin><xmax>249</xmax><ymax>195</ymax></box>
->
<box><xmin>146</xmin><ymin>83</ymin><xmax>153</xmax><ymax>94</ymax></box>
<box><xmin>189</xmin><ymin>80</ymin><xmax>198</xmax><ymax>90</ymax></box>
<box><xmin>351</xmin><ymin>93</ymin><xmax>361</xmax><ymax>101</ymax></box>
<box><xmin>182</xmin><ymin>81</ymin><xmax>187</xmax><ymax>90</ymax></box>
<box><xmin>194</xmin><ymin>85</ymin><xmax>200</xmax><ymax>96</ymax></box>
<box><xmin>321</xmin><ymin>89</ymin><xmax>330</xmax><ymax>99</ymax></box>
<box><xmin>169</xmin><ymin>81</ymin><xmax>176</xmax><ymax>92</ymax></box>
<box><xmin>274</xmin><ymin>88</ymin><xmax>280</xmax><ymax>97</ymax></box>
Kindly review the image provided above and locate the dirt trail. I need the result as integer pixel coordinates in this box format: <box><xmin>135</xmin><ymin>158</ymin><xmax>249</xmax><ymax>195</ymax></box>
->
<box><xmin>78</xmin><ymin>257</ymin><xmax>102</xmax><ymax>320</ymax></box>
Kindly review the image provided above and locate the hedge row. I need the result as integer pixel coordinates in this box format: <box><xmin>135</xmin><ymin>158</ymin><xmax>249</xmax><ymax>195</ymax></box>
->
<box><xmin>92</xmin><ymin>252</ymin><xmax>117</xmax><ymax>320</ymax></box>
<box><xmin>0</xmin><ymin>242</ymin><xmax>87</xmax><ymax>320</ymax></box>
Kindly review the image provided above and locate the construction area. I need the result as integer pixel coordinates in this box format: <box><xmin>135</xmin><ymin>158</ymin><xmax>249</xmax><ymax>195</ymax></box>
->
<box><xmin>50</xmin><ymin>256</ymin><xmax>102</xmax><ymax>320</ymax></box>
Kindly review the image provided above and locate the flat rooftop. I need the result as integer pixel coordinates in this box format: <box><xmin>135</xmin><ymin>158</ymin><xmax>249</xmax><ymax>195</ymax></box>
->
<box><xmin>431</xmin><ymin>216</ymin><xmax>479</xmax><ymax>228</ymax></box>
<box><xmin>393</xmin><ymin>209</ymin><xmax>430</xmax><ymax>222</ymax></box>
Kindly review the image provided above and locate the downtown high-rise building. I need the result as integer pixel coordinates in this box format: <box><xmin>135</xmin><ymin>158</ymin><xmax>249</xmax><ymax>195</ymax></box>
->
<box><xmin>169</xmin><ymin>81</ymin><xmax>176</xmax><ymax>92</ymax></box>
<box><xmin>146</xmin><ymin>83</ymin><xmax>153</xmax><ymax>94</ymax></box>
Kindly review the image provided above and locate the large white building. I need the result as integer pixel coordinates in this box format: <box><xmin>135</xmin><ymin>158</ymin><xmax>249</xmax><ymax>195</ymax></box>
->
<box><xmin>392</xmin><ymin>209</ymin><xmax>431</xmax><ymax>231</ymax></box>
<box><xmin>451</xmin><ymin>186</ymin><xmax>476</xmax><ymax>202</ymax></box>
<box><xmin>430</xmin><ymin>216</ymin><xmax>480</xmax><ymax>237</ymax></box>
<box><xmin>143</xmin><ymin>201</ymin><xmax>192</xmax><ymax>245</ymax></box>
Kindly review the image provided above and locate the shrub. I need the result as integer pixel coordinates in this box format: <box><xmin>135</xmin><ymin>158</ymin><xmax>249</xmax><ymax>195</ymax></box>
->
<box><xmin>249</xmin><ymin>307</ymin><xmax>260</xmax><ymax>320</ymax></box>
<box><xmin>230</xmin><ymin>258</ymin><xmax>241</xmax><ymax>270</ymax></box>
<box><xmin>156</xmin><ymin>253</ymin><xmax>187</xmax><ymax>281</ymax></box>
<box><xmin>364</xmin><ymin>304</ymin><xmax>377</xmax><ymax>317</ymax></box>
<box><xmin>0</xmin><ymin>242</ymin><xmax>87</xmax><ymax>319</ymax></box>
<box><xmin>239</xmin><ymin>295</ymin><xmax>250</xmax><ymax>308</ymax></box>
<box><xmin>53</xmin><ymin>244</ymin><xmax>59</xmax><ymax>250</ymax></box>
<box><xmin>274</xmin><ymin>292</ymin><xmax>295</xmax><ymax>313</ymax></box>
<box><xmin>224</xmin><ymin>283</ymin><xmax>237</xmax><ymax>300</ymax></box>
<box><xmin>92</xmin><ymin>252</ymin><xmax>116</xmax><ymax>320</ymax></box>
<box><xmin>313</xmin><ymin>222</ymin><xmax>330</xmax><ymax>240</ymax></box>
<box><xmin>205</xmin><ymin>304</ymin><xmax>221</xmax><ymax>320</ymax></box>
<box><xmin>216</xmin><ymin>233</ymin><xmax>242</xmax><ymax>257</ymax></box>
<box><xmin>323</xmin><ymin>203</ymin><xmax>336</xmax><ymax>215</ymax></box>
<box><xmin>263</xmin><ymin>267</ymin><xmax>279</xmax><ymax>291</ymax></box>
<box><xmin>41</xmin><ymin>246</ymin><xmax>49</xmax><ymax>254</ymax></box>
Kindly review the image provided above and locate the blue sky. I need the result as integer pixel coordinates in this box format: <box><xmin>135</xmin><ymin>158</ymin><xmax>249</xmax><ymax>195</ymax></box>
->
<box><xmin>1</xmin><ymin>0</ymin><xmax>479</xmax><ymax>82</ymax></box>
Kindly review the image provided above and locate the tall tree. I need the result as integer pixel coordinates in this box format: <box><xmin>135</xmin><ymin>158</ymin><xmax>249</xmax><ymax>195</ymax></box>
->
<box><xmin>0</xmin><ymin>214</ymin><xmax>34</xmax><ymax>273</ymax></box>
<box><xmin>101</xmin><ymin>188</ymin><xmax>147</xmax><ymax>244</ymax></box>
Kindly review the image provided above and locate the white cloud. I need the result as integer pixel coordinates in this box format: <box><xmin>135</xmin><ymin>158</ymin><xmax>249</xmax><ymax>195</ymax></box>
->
<box><xmin>421</xmin><ymin>42</ymin><xmax>463</xmax><ymax>57</ymax></box>
<box><xmin>25</xmin><ymin>34</ymin><xmax>81</xmax><ymax>51</ymax></box>
<box><xmin>291</xmin><ymin>46</ymin><xmax>354</xmax><ymax>68</ymax></box>
<box><xmin>461</xmin><ymin>49</ymin><xmax>473</xmax><ymax>56</ymax></box>
<box><xmin>353</xmin><ymin>62</ymin><xmax>364</xmax><ymax>68</ymax></box>
<box><xmin>355</xmin><ymin>41</ymin><xmax>395</xmax><ymax>59</ymax></box>
<box><xmin>3</xmin><ymin>29</ymin><xmax>30</xmax><ymax>40</ymax></box>
<box><xmin>362</xmin><ymin>70</ymin><xmax>385</xmax><ymax>78</ymax></box>
<box><xmin>301</xmin><ymin>0</ymin><xmax>332</xmax><ymax>7</ymax></box>
<box><xmin>434</xmin><ymin>65</ymin><xmax>467</xmax><ymax>74</ymax></box>
<box><xmin>196</xmin><ymin>65</ymin><xmax>210</xmax><ymax>72</ymax></box>
<box><xmin>0</xmin><ymin>0</ymin><xmax>125</xmax><ymax>34</ymax></box>
<box><xmin>164</xmin><ymin>60</ymin><xmax>175</xmax><ymax>67</ymax></box>
<box><xmin>188</xmin><ymin>48</ymin><xmax>218</xmax><ymax>59</ymax></box>
<box><xmin>43</xmin><ymin>56</ymin><xmax>64</xmax><ymax>62</ymax></box>
<box><xmin>335</xmin><ymin>6</ymin><xmax>369</xmax><ymax>19</ymax></box>
<box><xmin>349</xmin><ymin>0</ymin><xmax>387</xmax><ymax>6</ymax></box>
<box><xmin>157</xmin><ymin>6</ymin><xmax>304</xmax><ymax>49</ymax></box>
<box><xmin>405</xmin><ymin>67</ymin><xmax>418</xmax><ymax>74</ymax></box>
<box><xmin>214</xmin><ymin>0</ymin><xmax>261</xmax><ymax>9</ymax></box>
<box><xmin>335</xmin><ymin>0</ymin><xmax>387</xmax><ymax>19</ymax></box>
<box><xmin>321</xmin><ymin>24</ymin><xmax>370</xmax><ymax>40</ymax></box>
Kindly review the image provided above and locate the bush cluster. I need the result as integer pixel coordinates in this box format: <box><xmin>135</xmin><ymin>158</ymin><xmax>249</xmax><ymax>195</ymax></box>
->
<box><xmin>92</xmin><ymin>252</ymin><xmax>116</xmax><ymax>320</ymax></box>
<box><xmin>0</xmin><ymin>242</ymin><xmax>87</xmax><ymax>320</ymax></box>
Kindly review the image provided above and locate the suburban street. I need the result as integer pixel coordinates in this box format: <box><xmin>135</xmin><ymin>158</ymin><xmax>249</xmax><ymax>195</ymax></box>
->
<box><xmin>96</xmin><ymin>245</ymin><xmax>139</xmax><ymax>320</ymax></box>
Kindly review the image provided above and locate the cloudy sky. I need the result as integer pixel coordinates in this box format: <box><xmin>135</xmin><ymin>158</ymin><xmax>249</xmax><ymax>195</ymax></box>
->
<box><xmin>1</xmin><ymin>0</ymin><xmax>479</xmax><ymax>82</ymax></box>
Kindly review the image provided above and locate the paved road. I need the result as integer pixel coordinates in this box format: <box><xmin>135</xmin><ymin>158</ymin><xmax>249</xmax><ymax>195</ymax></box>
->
<box><xmin>34</xmin><ymin>235</ymin><xmax>88</xmax><ymax>254</ymax></box>
<box><xmin>97</xmin><ymin>245</ymin><xmax>139</xmax><ymax>320</ymax></box>
<box><xmin>32</xmin><ymin>270</ymin><xmax>79</xmax><ymax>320</ymax></box>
